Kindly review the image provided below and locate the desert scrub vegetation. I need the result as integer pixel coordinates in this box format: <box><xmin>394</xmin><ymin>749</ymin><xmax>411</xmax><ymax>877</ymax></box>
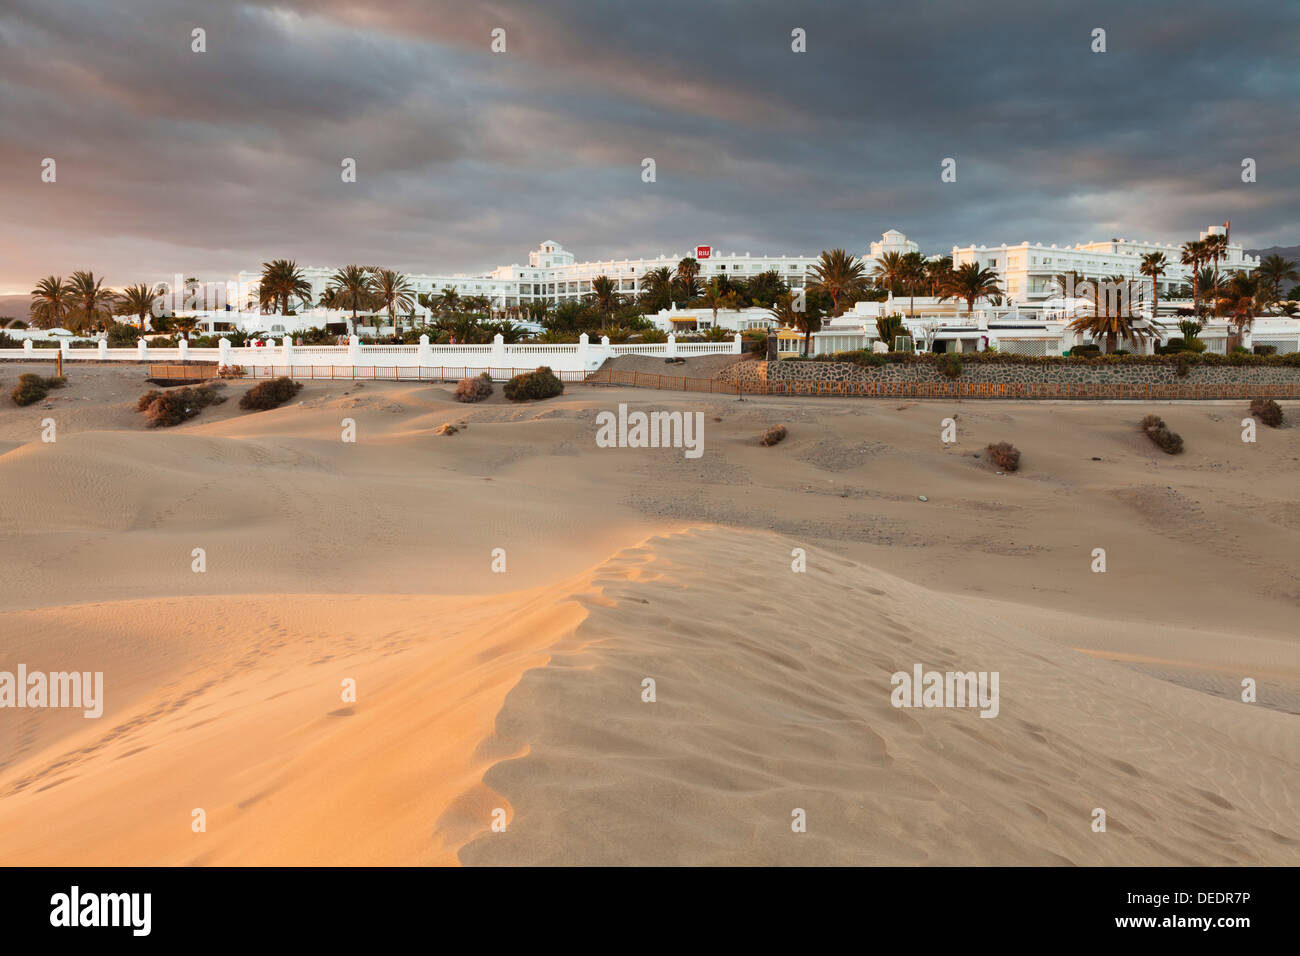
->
<box><xmin>759</xmin><ymin>424</ymin><xmax>787</xmax><ymax>446</ymax></box>
<box><xmin>11</xmin><ymin>372</ymin><xmax>67</xmax><ymax>407</ymax></box>
<box><xmin>137</xmin><ymin>383</ymin><xmax>227</xmax><ymax>427</ymax></box>
<box><xmin>239</xmin><ymin>376</ymin><xmax>303</xmax><ymax>410</ymax></box>
<box><xmin>1249</xmin><ymin>398</ymin><xmax>1284</xmax><ymax>427</ymax></box>
<box><xmin>986</xmin><ymin>441</ymin><xmax>1020</xmax><ymax>471</ymax></box>
<box><xmin>455</xmin><ymin>372</ymin><xmax>494</xmax><ymax>403</ymax></box>
<box><xmin>1140</xmin><ymin>414</ymin><xmax>1184</xmax><ymax>455</ymax></box>
<box><xmin>503</xmin><ymin>366</ymin><xmax>564</xmax><ymax>402</ymax></box>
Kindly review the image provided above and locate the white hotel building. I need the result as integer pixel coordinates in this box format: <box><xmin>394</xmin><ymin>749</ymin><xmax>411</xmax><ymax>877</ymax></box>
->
<box><xmin>231</xmin><ymin>231</ymin><xmax>926</xmax><ymax>319</ymax></box>
<box><xmin>213</xmin><ymin>228</ymin><xmax>1278</xmax><ymax>356</ymax></box>
<box><xmin>235</xmin><ymin>241</ymin><xmax>827</xmax><ymax>316</ymax></box>
<box><xmin>231</xmin><ymin>226</ymin><xmax>1252</xmax><ymax>321</ymax></box>
<box><xmin>952</xmin><ymin>225</ymin><xmax>1258</xmax><ymax>308</ymax></box>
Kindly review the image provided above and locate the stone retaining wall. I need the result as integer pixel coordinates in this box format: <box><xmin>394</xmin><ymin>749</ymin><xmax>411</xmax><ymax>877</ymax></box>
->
<box><xmin>715</xmin><ymin>359</ymin><xmax>1300</xmax><ymax>398</ymax></box>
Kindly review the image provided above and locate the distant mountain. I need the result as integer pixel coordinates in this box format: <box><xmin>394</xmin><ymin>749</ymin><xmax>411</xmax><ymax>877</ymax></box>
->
<box><xmin>0</xmin><ymin>295</ymin><xmax>32</xmax><ymax>325</ymax></box>
<box><xmin>1247</xmin><ymin>245</ymin><xmax>1300</xmax><ymax>264</ymax></box>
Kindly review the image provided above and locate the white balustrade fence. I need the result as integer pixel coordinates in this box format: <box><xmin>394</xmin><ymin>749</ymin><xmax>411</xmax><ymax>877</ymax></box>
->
<box><xmin>0</xmin><ymin>332</ymin><xmax>743</xmax><ymax>376</ymax></box>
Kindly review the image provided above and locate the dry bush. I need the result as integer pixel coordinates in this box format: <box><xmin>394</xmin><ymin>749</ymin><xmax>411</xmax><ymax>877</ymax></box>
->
<box><xmin>759</xmin><ymin>424</ymin><xmax>787</xmax><ymax>446</ymax></box>
<box><xmin>1140</xmin><ymin>414</ymin><xmax>1184</xmax><ymax>455</ymax></box>
<box><xmin>239</xmin><ymin>376</ymin><xmax>302</xmax><ymax>410</ymax></box>
<box><xmin>986</xmin><ymin>441</ymin><xmax>1020</xmax><ymax>471</ymax></box>
<box><xmin>1249</xmin><ymin>398</ymin><xmax>1284</xmax><ymax>428</ymax></box>
<box><xmin>139</xmin><ymin>384</ymin><xmax>227</xmax><ymax>427</ymax></box>
<box><xmin>503</xmin><ymin>366</ymin><xmax>564</xmax><ymax>402</ymax></box>
<box><xmin>455</xmin><ymin>372</ymin><xmax>494</xmax><ymax>403</ymax></box>
<box><xmin>436</xmin><ymin>423</ymin><xmax>460</xmax><ymax>436</ymax></box>
<box><xmin>12</xmin><ymin>373</ymin><xmax>66</xmax><ymax>406</ymax></box>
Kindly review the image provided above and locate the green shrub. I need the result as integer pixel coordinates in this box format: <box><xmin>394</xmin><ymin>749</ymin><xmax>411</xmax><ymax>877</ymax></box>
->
<box><xmin>1253</xmin><ymin>345</ymin><xmax>1277</xmax><ymax>356</ymax></box>
<box><xmin>938</xmin><ymin>352</ymin><xmax>963</xmax><ymax>379</ymax></box>
<box><xmin>503</xmin><ymin>366</ymin><xmax>564</xmax><ymax>402</ymax></box>
<box><xmin>1249</xmin><ymin>398</ymin><xmax>1284</xmax><ymax>427</ymax></box>
<box><xmin>139</xmin><ymin>384</ymin><xmax>226</xmax><ymax>427</ymax></box>
<box><xmin>455</xmin><ymin>372</ymin><xmax>494</xmax><ymax>403</ymax></box>
<box><xmin>239</xmin><ymin>376</ymin><xmax>303</xmax><ymax>410</ymax></box>
<box><xmin>11</xmin><ymin>373</ymin><xmax>66</xmax><ymax>406</ymax></box>
<box><xmin>106</xmin><ymin>323</ymin><xmax>142</xmax><ymax>347</ymax></box>
<box><xmin>759</xmin><ymin>424</ymin><xmax>787</xmax><ymax>446</ymax></box>
<box><xmin>0</xmin><ymin>331</ymin><xmax>19</xmax><ymax>348</ymax></box>
<box><xmin>1072</xmin><ymin>344</ymin><xmax>1101</xmax><ymax>357</ymax></box>
<box><xmin>986</xmin><ymin>441</ymin><xmax>1020</xmax><ymax>471</ymax></box>
<box><xmin>1140</xmin><ymin>414</ymin><xmax>1183</xmax><ymax>455</ymax></box>
<box><xmin>12</xmin><ymin>379</ymin><xmax>48</xmax><ymax>406</ymax></box>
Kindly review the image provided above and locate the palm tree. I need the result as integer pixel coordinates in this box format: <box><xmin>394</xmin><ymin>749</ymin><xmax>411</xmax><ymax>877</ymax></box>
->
<box><xmin>811</xmin><ymin>248</ymin><xmax>867</xmax><ymax>317</ymax></box>
<box><xmin>260</xmin><ymin>259</ymin><xmax>313</xmax><ymax>317</ymax></box>
<box><xmin>1067</xmin><ymin>312</ymin><xmax>1147</xmax><ymax>354</ymax></box>
<box><xmin>924</xmin><ymin>256</ymin><xmax>953</xmax><ymax>296</ymax></box>
<box><xmin>768</xmin><ymin>290</ymin><xmax>823</xmax><ymax>356</ymax></box>
<box><xmin>326</xmin><ymin>265</ymin><xmax>375</xmax><ymax>323</ymax></box>
<box><xmin>939</xmin><ymin>263</ymin><xmax>1002</xmax><ymax>321</ymax></box>
<box><xmin>433</xmin><ymin>285</ymin><xmax>462</xmax><ymax>316</ymax></box>
<box><xmin>700</xmin><ymin>279</ymin><xmax>738</xmax><ymax>325</ymax></box>
<box><xmin>1204</xmin><ymin>233</ymin><xmax>1228</xmax><ymax>303</ymax></box>
<box><xmin>1255</xmin><ymin>254</ymin><xmax>1298</xmax><ymax>306</ymax></box>
<box><xmin>1104</xmin><ymin>274</ymin><xmax>1132</xmax><ymax>319</ymax></box>
<box><xmin>462</xmin><ymin>295</ymin><xmax>492</xmax><ymax>317</ymax></box>
<box><xmin>588</xmin><ymin>275</ymin><xmax>623</xmax><ymax>327</ymax></box>
<box><xmin>638</xmin><ymin>266</ymin><xmax>673</xmax><ymax>313</ymax></box>
<box><xmin>29</xmin><ymin>275</ymin><xmax>71</xmax><ymax>329</ymax></box>
<box><xmin>673</xmin><ymin>258</ymin><xmax>701</xmax><ymax>305</ymax></box>
<box><xmin>116</xmin><ymin>282</ymin><xmax>159</xmax><ymax>328</ymax></box>
<box><xmin>1140</xmin><ymin>252</ymin><xmax>1167</xmax><ymax>320</ymax></box>
<box><xmin>1197</xmin><ymin>267</ymin><xmax>1222</xmax><ymax>313</ymax></box>
<box><xmin>370</xmin><ymin>269</ymin><xmax>414</xmax><ymax>335</ymax></box>
<box><xmin>871</xmin><ymin>251</ymin><xmax>907</xmax><ymax>299</ymax></box>
<box><xmin>64</xmin><ymin>271</ymin><xmax>118</xmax><ymax>333</ymax></box>
<box><xmin>1215</xmin><ymin>271</ymin><xmax>1260</xmax><ymax>340</ymax></box>
<box><xmin>745</xmin><ymin>269</ymin><xmax>789</xmax><ymax>308</ymax></box>
<box><xmin>900</xmin><ymin>252</ymin><xmax>927</xmax><ymax>318</ymax></box>
<box><xmin>488</xmin><ymin>320</ymin><xmax>527</xmax><ymax>344</ymax></box>
<box><xmin>1180</xmin><ymin>240</ymin><xmax>1207</xmax><ymax>317</ymax></box>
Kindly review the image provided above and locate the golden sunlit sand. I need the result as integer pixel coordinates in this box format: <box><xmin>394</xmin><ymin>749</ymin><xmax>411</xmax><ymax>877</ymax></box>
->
<box><xmin>0</xmin><ymin>364</ymin><xmax>1296</xmax><ymax>864</ymax></box>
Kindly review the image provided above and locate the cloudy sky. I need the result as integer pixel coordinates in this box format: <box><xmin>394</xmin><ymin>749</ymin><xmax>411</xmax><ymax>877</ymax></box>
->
<box><xmin>1</xmin><ymin>0</ymin><xmax>1297</xmax><ymax>293</ymax></box>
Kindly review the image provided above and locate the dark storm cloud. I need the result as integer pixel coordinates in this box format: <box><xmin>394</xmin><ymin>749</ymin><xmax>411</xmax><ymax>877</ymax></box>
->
<box><xmin>0</xmin><ymin>0</ymin><xmax>1296</xmax><ymax>290</ymax></box>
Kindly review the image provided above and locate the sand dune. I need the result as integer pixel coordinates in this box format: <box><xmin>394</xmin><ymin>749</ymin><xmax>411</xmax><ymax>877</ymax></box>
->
<box><xmin>0</xmin><ymin>363</ymin><xmax>1296</xmax><ymax>864</ymax></box>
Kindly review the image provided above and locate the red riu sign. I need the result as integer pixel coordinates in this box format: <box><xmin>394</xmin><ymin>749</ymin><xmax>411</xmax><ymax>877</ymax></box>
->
<box><xmin>695</xmin><ymin>245</ymin><xmax>711</xmax><ymax>259</ymax></box>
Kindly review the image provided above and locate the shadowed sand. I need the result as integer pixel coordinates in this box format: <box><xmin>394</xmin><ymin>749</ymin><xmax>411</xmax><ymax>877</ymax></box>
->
<box><xmin>0</xmin><ymin>364</ymin><xmax>1296</xmax><ymax>864</ymax></box>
